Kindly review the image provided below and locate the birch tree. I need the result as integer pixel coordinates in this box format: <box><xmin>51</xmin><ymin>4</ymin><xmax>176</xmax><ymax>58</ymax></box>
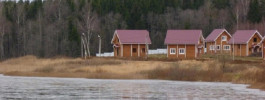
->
<box><xmin>78</xmin><ymin>1</ymin><xmax>98</xmax><ymax>58</ymax></box>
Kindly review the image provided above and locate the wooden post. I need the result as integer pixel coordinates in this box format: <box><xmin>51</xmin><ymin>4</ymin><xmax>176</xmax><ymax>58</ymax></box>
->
<box><xmin>98</xmin><ymin>35</ymin><xmax>101</xmax><ymax>57</ymax></box>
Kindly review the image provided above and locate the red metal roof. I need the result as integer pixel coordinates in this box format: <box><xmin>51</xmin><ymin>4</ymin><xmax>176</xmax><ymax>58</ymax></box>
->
<box><xmin>228</xmin><ymin>30</ymin><xmax>262</xmax><ymax>44</ymax></box>
<box><xmin>164</xmin><ymin>30</ymin><xmax>204</xmax><ymax>45</ymax></box>
<box><xmin>112</xmin><ymin>30</ymin><xmax>151</xmax><ymax>44</ymax></box>
<box><xmin>205</xmin><ymin>29</ymin><xmax>230</xmax><ymax>42</ymax></box>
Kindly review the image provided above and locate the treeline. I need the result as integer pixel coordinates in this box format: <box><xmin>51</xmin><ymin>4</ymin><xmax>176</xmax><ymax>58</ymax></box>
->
<box><xmin>1</xmin><ymin>0</ymin><xmax>265</xmax><ymax>60</ymax></box>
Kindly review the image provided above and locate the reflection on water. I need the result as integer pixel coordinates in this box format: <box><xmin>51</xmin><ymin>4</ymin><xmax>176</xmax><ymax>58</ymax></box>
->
<box><xmin>0</xmin><ymin>74</ymin><xmax>265</xmax><ymax>100</ymax></box>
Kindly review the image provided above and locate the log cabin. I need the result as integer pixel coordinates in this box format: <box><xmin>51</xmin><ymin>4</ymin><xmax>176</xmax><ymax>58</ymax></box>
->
<box><xmin>228</xmin><ymin>30</ymin><xmax>262</xmax><ymax>56</ymax></box>
<box><xmin>164</xmin><ymin>30</ymin><xmax>205</xmax><ymax>59</ymax></box>
<box><xmin>111</xmin><ymin>30</ymin><xmax>151</xmax><ymax>57</ymax></box>
<box><xmin>205</xmin><ymin>29</ymin><xmax>232</xmax><ymax>54</ymax></box>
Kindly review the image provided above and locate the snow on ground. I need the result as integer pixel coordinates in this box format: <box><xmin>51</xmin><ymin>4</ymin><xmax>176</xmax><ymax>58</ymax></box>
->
<box><xmin>0</xmin><ymin>75</ymin><xmax>265</xmax><ymax>100</ymax></box>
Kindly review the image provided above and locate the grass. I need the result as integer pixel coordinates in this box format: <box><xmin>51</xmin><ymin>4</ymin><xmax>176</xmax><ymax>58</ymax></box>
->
<box><xmin>0</xmin><ymin>55</ymin><xmax>265</xmax><ymax>90</ymax></box>
<box><xmin>35</xmin><ymin>66</ymin><xmax>55</xmax><ymax>73</ymax></box>
<box><xmin>148</xmin><ymin>54</ymin><xmax>167</xmax><ymax>59</ymax></box>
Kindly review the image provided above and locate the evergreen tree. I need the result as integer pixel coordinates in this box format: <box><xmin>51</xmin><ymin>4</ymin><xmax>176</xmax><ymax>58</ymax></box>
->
<box><xmin>247</xmin><ymin>0</ymin><xmax>262</xmax><ymax>23</ymax></box>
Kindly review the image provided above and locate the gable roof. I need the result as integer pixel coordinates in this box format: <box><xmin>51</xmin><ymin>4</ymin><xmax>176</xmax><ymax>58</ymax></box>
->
<box><xmin>205</xmin><ymin>29</ymin><xmax>231</xmax><ymax>42</ymax></box>
<box><xmin>164</xmin><ymin>30</ymin><xmax>204</xmax><ymax>45</ymax></box>
<box><xmin>258</xmin><ymin>37</ymin><xmax>265</xmax><ymax>45</ymax></box>
<box><xmin>228</xmin><ymin>30</ymin><xmax>262</xmax><ymax>44</ymax></box>
<box><xmin>111</xmin><ymin>30</ymin><xmax>151</xmax><ymax>44</ymax></box>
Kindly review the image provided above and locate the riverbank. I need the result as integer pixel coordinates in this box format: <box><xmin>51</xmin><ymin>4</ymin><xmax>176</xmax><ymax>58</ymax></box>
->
<box><xmin>0</xmin><ymin>55</ymin><xmax>265</xmax><ymax>90</ymax></box>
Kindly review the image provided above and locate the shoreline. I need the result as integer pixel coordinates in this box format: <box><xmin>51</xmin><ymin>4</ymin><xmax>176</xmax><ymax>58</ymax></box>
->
<box><xmin>0</xmin><ymin>55</ymin><xmax>265</xmax><ymax>91</ymax></box>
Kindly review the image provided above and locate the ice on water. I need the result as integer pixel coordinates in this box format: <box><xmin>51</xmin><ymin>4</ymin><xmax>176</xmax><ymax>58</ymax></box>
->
<box><xmin>0</xmin><ymin>75</ymin><xmax>265</xmax><ymax>100</ymax></box>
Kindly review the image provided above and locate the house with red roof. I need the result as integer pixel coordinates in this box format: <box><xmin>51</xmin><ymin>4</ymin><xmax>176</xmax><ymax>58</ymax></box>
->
<box><xmin>228</xmin><ymin>30</ymin><xmax>262</xmax><ymax>56</ymax></box>
<box><xmin>164</xmin><ymin>30</ymin><xmax>204</xmax><ymax>59</ymax></box>
<box><xmin>205</xmin><ymin>29</ymin><xmax>232</xmax><ymax>54</ymax></box>
<box><xmin>111</xmin><ymin>30</ymin><xmax>151</xmax><ymax>57</ymax></box>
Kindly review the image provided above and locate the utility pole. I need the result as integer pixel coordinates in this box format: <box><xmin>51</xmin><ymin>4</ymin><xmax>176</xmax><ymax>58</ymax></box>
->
<box><xmin>98</xmin><ymin>35</ymin><xmax>101</xmax><ymax>57</ymax></box>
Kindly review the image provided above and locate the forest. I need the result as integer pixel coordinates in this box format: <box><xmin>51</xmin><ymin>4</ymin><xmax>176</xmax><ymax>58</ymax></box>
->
<box><xmin>1</xmin><ymin>0</ymin><xmax>265</xmax><ymax>60</ymax></box>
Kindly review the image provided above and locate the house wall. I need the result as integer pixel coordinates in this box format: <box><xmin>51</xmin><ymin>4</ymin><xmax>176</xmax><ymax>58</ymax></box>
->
<box><xmin>120</xmin><ymin>44</ymin><xmax>147</xmax><ymax>57</ymax></box>
<box><xmin>263</xmin><ymin>41</ymin><xmax>265</xmax><ymax>60</ymax></box>
<box><xmin>167</xmin><ymin>44</ymin><xmax>196</xmax><ymax>59</ymax></box>
<box><xmin>112</xmin><ymin>34</ymin><xmax>148</xmax><ymax>58</ymax></box>
<box><xmin>113</xmin><ymin>35</ymin><xmax>121</xmax><ymax>57</ymax></box>
<box><xmin>187</xmin><ymin>45</ymin><xmax>196</xmax><ymax>59</ymax></box>
<box><xmin>206</xmin><ymin>42</ymin><xmax>215</xmax><ymax>54</ymax></box>
<box><xmin>232</xmin><ymin>44</ymin><xmax>247</xmax><ymax>56</ymax></box>
<box><xmin>206</xmin><ymin>31</ymin><xmax>231</xmax><ymax>54</ymax></box>
<box><xmin>198</xmin><ymin>38</ymin><xmax>204</xmax><ymax>56</ymax></box>
<box><xmin>140</xmin><ymin>44</ymin><xmax>147</xmax><ymax>57</ymax></box>
<box><xmin>216</xmin><ymin>31</ymin><xmax>231</xmax><ymax>54</ymax></box>
<box><xmin>122</xmin><ymin>44</ymin><xmax>131</xmax><ymax>57</ymax></box>
<box><xmin>247</xmin><ymin>33</ymin><xmax>262</xmax><ymax>55</ymax></box>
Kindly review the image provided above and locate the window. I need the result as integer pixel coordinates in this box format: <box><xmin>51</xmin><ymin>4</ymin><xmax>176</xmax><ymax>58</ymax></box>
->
<box><xmin>142</xmin><ymin>48</ymin><xmax>145</xmax><ymax>53</ymax></box>
<box><xmin>170</xmin><ymin>48</ymin><xmax>176</xmax><ymax>54</ymax></box>
<box><xmin>210</xmin><ymin>45</ymin><xmax>213</xmax><ymax>50</ymax></box>
<box><xmin>179</xmin><ymin>48</ymin><xmax>185</xmax><ymax>54</ymax></box>
<box><xmin>210</xmin><ymin>45</ymin><xmax>216</xmax><ymax>50</ymax></box>
<box><xmin>254</xmin><ymin>38</ymin><xmax>257</xmax><ymax>42</ymax></box>
<box><xmin>133</xmin><ymin>48</ymin><xmax>137</xmax><ymax>53</ymax></box>
<box><xmin>216</xmin><ymin>45</ymin><xmax>220</xmax><ymax>50</ymax></box>
<box><xmin>222</xmin><ymin>36</ymin><xmax>227</xmax><ymax>41</ymax></box>
<box><xmin>223</xmin><ymin>45</ymin><xmax>230</xmax><ymax>50</ymax></box>
<box><xmin>238</xmin><ymin>44</ymin><xmax>240</xmax><ymax>49</ymax></box>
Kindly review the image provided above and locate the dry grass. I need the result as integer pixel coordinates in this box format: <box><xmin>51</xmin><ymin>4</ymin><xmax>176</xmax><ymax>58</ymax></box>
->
<box><xmin>144</xmin><ymin>59</ymin><xmax>265</xmax><ymax>90</ymax></box>
<box><xmin>0</xmin><ymin>55</ymin><xmax>171</xmax><ymax>79</ymax></box>
<box><xmin>1</xmin><ymin>55</ymin><xmax>265</xmax><ymax>90</ymax></box>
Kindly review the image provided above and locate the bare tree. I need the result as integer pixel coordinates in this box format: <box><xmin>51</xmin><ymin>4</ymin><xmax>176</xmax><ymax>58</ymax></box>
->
<box><xmin>78</xmin><ymin>1</ymin><xmax>99</xmax><ymax>58</ymax></box>
<box><xmin>0</xmin><ymin>3</ymin><xmax>10</xmax><ymax>60</ymax></box>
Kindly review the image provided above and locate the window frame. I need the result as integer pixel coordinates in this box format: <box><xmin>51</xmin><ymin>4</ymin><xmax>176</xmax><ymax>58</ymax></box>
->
<box><xmin>216</xmin><ymin>45</ymin><xmax>220</xmax><ymax>50</ymax></box>
<box><xmin>210</xmin><ymin>45</ymin><xmax>213</xmax><ymax>50</ymax></box>
<box><xmin>221</xmin><ymin>36</ymin><xmax>227</xmax><ymax>41</ymax></box>
<box><xmin>210</xmin><ymin>45</ymin><xmax>216</xmax><ymax>50</ymax></box>
<box><xmin>179</xmin><ymin>48</ymin><xmax>185</xmax><ymax>55</ymax></box>
<box><xmin>142</xmin><ymin>48</ymin><xmax>145</xmax><ymax>53</ymax></box>
<box><xmin>170</xmin><ymin>48</ymin><xmax>176</xmax><ymax>55</ymax></box>
<box><xmin>253</xmin><ymin>38</ymin><xmax>257</xmax><ymax>42</ymax></box>
<box><xmin>133</xmin><ymin>48</ymin><xmax>137</xmax><ymax>53</ymax></box>
<box><xmin>223</xmin><ymin>45</ymin><xmax>230</xmax><ymax>50</ymax></box>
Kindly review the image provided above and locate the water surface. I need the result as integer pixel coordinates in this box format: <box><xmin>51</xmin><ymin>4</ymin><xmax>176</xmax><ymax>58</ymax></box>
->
<box><xmin>0</xmin><ymin>74</ymin><xmax>265</xmax><ymax>100</ymax></box>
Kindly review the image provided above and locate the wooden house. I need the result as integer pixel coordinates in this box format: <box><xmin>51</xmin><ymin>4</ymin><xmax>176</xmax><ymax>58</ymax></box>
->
<box><xmin>228</xmin><ymin>30</ymin><xmax>262</xmax><ymax>56</ymax></box>
<box><xmin>205</xmin><ymin>29</ymin><xmax>232</xmax><ymax>54</ymax></box>
<box><xmin>111</xmin><ymin>30</ymin><xmax>151</xmax><ymax>57</ymax></box>
<box><xmin>164</xmin><ymin>30</ymin><xmax>205</xmax><ymax>59</ymax></box>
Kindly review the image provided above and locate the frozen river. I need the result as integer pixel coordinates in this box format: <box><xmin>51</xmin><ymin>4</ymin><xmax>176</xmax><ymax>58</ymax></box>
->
<box><xmin>0</xmin><ymin>74</ymin><xmax>265</xmax><ymax>100</ymax></box>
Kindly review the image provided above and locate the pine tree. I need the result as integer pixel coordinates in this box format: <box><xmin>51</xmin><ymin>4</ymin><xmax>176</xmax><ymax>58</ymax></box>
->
<box><xmin>247</xmin><ymin>0</ymin><xmax>262</xmax><ymax>23</ymax></box>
